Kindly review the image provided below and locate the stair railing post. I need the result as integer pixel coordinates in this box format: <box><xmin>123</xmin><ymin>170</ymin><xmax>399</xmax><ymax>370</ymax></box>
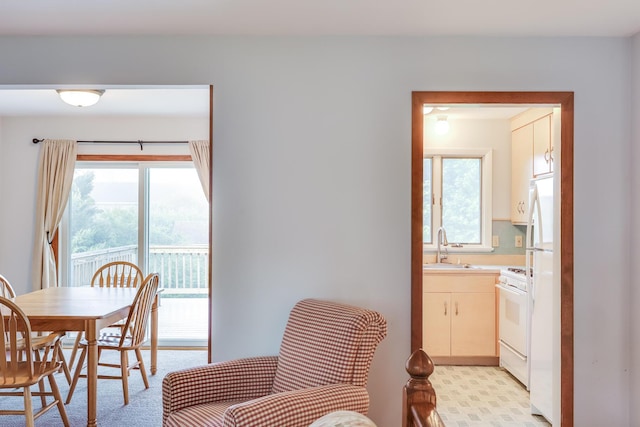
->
<box><xmin>402</xmin><ymin>349</ymin><xmax>438</xmax><ymax>427</ymax></box>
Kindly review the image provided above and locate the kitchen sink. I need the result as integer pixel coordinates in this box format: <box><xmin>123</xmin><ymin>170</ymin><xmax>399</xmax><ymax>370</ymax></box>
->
<box><xmin>423</xmin><ymin>263</ymin><xmax>475</xmax><ymax>269</ymax></box>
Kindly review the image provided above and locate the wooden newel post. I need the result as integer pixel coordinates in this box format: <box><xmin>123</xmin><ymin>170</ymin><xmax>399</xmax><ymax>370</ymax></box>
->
<box><xmin>402</xmin><ymin>348</ymin><xmax>437</xmax><ymax>427</ymax></box>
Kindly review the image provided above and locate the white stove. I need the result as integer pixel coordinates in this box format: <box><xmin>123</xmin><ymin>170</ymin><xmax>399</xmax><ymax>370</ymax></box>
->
<box><xmin>498</xmin><ymin>267</ymin><xmax>531</xmax><ymax>292</ymax></box>
<box><xmin>496</xmin><ymin>266</ymin><xmax>531</xmax><ymax>388</ymax></box>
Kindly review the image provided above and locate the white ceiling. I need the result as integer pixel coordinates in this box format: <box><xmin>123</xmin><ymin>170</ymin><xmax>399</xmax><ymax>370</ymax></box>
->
<box><xmin>0</xmin><ymin>0</ymin><xmax>638</xmax><ymax>37</ymax></box>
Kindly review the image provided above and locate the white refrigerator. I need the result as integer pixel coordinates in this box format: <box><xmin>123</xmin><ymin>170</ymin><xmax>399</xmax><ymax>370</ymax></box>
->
<box><xmin>526</xmin><ymin>175</ymin><xmax>555</xmax><ymax>423</ymax></box>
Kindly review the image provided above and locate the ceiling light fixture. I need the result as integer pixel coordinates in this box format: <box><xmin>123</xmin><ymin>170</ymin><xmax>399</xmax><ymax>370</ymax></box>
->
<box><xmin>56</xmin><ymin>89</ymin><xmax>105</xmax><ymax>107</ymax></box>
<box><xmin>435</xmin><ymin>115</ymin><xmax>450</xmax><ymax>135</ymax></box>
<box><xmin>423</xmin><ymin>105</ymin><xmax>434</xmax><ymax>115</ymax></box>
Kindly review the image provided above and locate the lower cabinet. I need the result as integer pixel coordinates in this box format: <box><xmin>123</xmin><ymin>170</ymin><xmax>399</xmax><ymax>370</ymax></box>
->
<box><xmin>423</xmin><ymin>272</ymin><xmax>498</xmax><ymax>364</ymax></box>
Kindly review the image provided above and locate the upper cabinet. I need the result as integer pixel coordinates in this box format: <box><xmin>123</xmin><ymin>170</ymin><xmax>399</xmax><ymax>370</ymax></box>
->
<box><xmin>533</xmin><ymin>115</ymin><xmax>553</xmax><ymax>176</ymax></box>
<box><xmin>511</xmin><ymin>124</ymin><xmax>533</xmax><ymax>224</ymax></box>
<box><xmin>510</xmin><ymin>108</ymin><xmax>554</xmax><ymax>225</ymax></box>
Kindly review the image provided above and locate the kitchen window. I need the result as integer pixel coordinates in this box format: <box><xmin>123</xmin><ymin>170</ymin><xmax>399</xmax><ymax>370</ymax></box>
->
<box><xmin>423</xmin><ymin>148</ymin><xmax>493</xmax><ymax>251</ymax></box>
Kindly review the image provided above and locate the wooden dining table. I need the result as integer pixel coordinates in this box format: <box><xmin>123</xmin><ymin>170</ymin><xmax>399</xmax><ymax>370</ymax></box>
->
<box><xmin>14</xmin><ymin>286</ymin><xmax>160</xmax><ymax>427</ymax></box>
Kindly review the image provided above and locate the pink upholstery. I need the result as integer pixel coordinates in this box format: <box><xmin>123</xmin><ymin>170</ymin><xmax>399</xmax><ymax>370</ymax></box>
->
<box><xmin>162</xmin><ymin>299</ymin><xmax>387</xmax><ymax>427</ymax></box>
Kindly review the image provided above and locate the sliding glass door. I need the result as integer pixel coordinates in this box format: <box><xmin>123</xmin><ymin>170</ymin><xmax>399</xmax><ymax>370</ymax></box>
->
<box><xmin>63</xmin><ymin>162</ymin><xmax>208</xmax><ymax>346</ymax></box>
<box><xmin>147</xmin><ymin>167</ymin><xmax>208</xmax><ymax>346</ymax></box>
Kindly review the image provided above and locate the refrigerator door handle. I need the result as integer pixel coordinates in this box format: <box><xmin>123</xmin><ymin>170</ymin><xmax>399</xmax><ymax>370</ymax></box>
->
<box><xmin>526</xmin><ymin>249</ymin><xmax>534</xmax><ymax>305</ymax></box>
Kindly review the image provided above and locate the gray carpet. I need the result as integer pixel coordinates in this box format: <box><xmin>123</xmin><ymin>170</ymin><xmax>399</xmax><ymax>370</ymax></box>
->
<box><xmin>0</xmin><ymin>349</ymin><xmax>209</xmax><ymax>426</ymax></box>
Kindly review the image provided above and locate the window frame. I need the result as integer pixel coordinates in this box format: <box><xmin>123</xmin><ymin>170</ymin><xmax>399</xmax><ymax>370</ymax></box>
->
<box><xmin>423</xmin><ymin>147</ymin><xmax>493</xmax><ymax>253</ymax></box>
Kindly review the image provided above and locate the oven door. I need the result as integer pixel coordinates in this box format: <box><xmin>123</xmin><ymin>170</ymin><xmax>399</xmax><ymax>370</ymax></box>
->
<box><xmin>496</xmin><ymin>283</ymin><xmax>528</xmax><ymax>356</ymax></box>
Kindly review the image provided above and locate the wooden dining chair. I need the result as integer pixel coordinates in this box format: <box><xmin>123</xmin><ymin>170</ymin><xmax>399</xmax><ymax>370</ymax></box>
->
<box><xmin>0</xmin><ymin>296</ymin><xmax>70</xmax><ymax>427</ymax></box>
<box><xmin>0</xmin><ymin>274</ymin><xmax>71</xmax><ymax>387</ymax></box>
<box><xmin>68</xmin><ymin>260</ymin><xmax>144</xmax><ymax>370</ymax></box>
<box><xmin>0</xmin><ymin>274</ymin><xmax>15</xmax><ymax>298</ymax></box>
<box><xmin>67</xmin><ymin>273</ymin><xmax>160</xmax><ymax>405</ymax></box>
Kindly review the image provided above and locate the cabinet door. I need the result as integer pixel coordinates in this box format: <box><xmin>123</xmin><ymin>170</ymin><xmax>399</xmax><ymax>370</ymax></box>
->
<box><xmin>533</xmin><ymin>115</ymin><xmax>552</xmax><ymax>176</ymax></box>
<box><xmin>450</xmin><ymin>292</ymin><xmax>495</xmax><ymax>356</ymax></box>
<box><xmin>511</xmin><ymin>124</ymin><xmax>533</xmax><ymax>224</ymax></box>
<box><xmin>423</xmin><ymin>292</ymin><xmax>451</xmax><ymax>357</ymax></box>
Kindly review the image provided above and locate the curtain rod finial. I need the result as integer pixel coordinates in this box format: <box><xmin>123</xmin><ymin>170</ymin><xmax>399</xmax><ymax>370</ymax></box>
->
<box><xmin>33</xmin><ymin>138</ymin><xmax>43</xmax><ymax>144</ymax></box>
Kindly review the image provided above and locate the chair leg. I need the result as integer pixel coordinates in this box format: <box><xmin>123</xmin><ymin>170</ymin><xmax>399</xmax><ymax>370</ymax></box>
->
<box><xmin>66</xmin><ymin>345</ymin><xmax>87</xmax><ymax>404</ymax></box>
<box><xmin>24</xmin><ymin>386</ymin><xmax>35</xmax><ymax>427</ymax></box>
<box><xmin>135</xmin><ymin>348</ymin><xmax>150</xmax><ymax>389</ymax></box>
<box><xmin>48</xmin><ymin>373</ymin><xmax>70</xmax><ymax>427</ymax></box>
<box><xmin>33</xmin><ymin>350</ymin><xmax>47</xmax><ymax>407</ymax></box>
<box><xmin>68</xmin><ymin>332</ymin><xmax>83</xmax><ymax>370</ymax></box>
<box><xmin>54</xmin><ymin>339</ymin><xmax>72</xmax><ymax>385</ymax></box>
<box><xmin>37</xmin><ymin>379</ymin><xmax>47</xmax><ymax>408</ymax></box>
<box><xmin>121</xmin><ymin>350</ymin><xmax>129</xmax><ymax>405</ymax></box>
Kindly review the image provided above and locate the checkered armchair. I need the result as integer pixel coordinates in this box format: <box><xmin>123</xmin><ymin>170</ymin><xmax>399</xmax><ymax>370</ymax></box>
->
<box><xmin>162</xmin><ymin>299</ymin><xmax>387</xmax><ymax>427</ymax></box>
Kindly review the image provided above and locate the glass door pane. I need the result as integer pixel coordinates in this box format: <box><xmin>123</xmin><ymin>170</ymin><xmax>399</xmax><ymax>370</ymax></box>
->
<box><xmin>148</xmin><ymin>167</ymin><xmax>208</xmax><ymax>346</ymax></box>
<box><xmin>69</xmin><ymin>168</ymin><xmax>139</xmax><ymax>287</ymax></box>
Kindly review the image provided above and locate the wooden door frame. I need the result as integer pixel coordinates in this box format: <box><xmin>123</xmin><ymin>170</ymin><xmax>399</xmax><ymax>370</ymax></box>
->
<box><xmin>411</xmin><ymin>91</ymin><xmax>574</xmax><ymax>426</ymax></box>
<box><xmin>208</xmin><ymin>84</ymin><xmax>213</xmax><ymax>362</ymax></box>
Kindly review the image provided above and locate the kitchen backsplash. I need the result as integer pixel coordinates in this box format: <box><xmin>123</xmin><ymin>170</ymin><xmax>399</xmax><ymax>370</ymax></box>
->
<box><xmin>491</xmin><ymin>220</ymin><xmax>526</xmax><ymax>255</ymax></box>
<box><xmin>422</xmin><ymin>220</ymin><xmax>527</xmax><ymax>266</ymax></box>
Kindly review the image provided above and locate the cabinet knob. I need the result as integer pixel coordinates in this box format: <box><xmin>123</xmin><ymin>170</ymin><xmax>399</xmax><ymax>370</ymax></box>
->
<box><xmin>444</xmin><ymin>301</ymin><xmax>447</xmax><ymax>316</ymax></box>
<box><xmin>455</xmin><ymin>301</ymin><xmax>459</xmax><ymax>316</ymax></box>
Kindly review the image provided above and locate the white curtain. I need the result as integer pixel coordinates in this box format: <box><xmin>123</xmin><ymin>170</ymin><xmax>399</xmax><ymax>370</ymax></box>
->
<box><xmin>188</xmin><ymin>140</ymin><xmax>211</xmax><ymax>202</ymax></box>
<box><xmin>31</xmin><ymin>139</ymin><xmax>77</xmax><ymax>290</ymax></box>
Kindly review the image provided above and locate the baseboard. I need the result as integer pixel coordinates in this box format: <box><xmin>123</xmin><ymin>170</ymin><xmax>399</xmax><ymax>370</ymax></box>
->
<box><xmin>431</xmin><ymin>356</ymin><xmax>499</xmax><ymax>366</ymax></box>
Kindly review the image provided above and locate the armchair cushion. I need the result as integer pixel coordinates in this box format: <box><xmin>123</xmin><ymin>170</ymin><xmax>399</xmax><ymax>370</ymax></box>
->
<box><xmin>166</xmin><ymin>384</ymin><xmax>369</xmax><ymax>427</ymax></box>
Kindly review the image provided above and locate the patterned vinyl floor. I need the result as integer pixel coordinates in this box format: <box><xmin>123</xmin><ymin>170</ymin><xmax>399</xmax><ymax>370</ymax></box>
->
<box><xmin>429</xmin><ymin>365</ymin><xmax>551</xmax><ymax>427</ymax></box>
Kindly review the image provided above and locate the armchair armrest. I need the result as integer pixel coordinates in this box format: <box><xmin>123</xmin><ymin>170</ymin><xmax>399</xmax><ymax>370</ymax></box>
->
<box><xmin>224</xmin><ymin>384</ymin><xmax>370</xmax><ymax>427</ymax></box>
<box><xmin>162</xmin><ymin>356</ymin><xmax>278</xmax><ymax>421</ymax></box>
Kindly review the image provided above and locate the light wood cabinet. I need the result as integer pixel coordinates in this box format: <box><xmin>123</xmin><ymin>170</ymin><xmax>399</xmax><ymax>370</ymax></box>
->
<box><xmin>511</xmin><ymin>124</ymin><xmax>533</xmax><ymax>224</ymax></box>
<box><xmin>450</xmin><ymin>292</ymin><xmax>496</xmax><ymax>356</ymax></box>
<box><xmin>510</xmin><ymin>110</ymin><xmax>553</xmax><ymax>224</ymax></box>
<box><xmin>423</xmin><ymin>292</ymin><xmax>451</xmax><ymax>356</ymax></box>
<box><xmin>423</xmin><ymin>272</ymin><xmax>498</xmax><ymax>365</ymax></box>
<box><xmin>533</xmin><ymin>114</ymin><xmax>553</xmax><ymax>176</ymax></box>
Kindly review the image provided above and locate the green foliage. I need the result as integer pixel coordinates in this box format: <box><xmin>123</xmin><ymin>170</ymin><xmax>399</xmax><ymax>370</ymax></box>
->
<box><xmin>423</xmin><ymin>157</ymin><xmax>482</xmax><ymax>245</ymax></box>
<box><xmin>423</xmin><ymin>159</ymin><xmax>432</xmax><ymax>243</ymax></box>
<box><xmin>71</xmin><ymin>169</ymin><xmax>208</xmax><ymax>254</ymax></box>
<box><xmin>442</xmin><ymin>158</ymin><xmax>481</xmax><ymax>243</ymax></box>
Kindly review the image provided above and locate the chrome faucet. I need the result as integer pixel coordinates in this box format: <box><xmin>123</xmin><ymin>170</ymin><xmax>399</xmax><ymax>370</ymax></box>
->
<box><xmin>436</xmin><ymin>226</ymin><xmax>449</xmax><ymax>263</ymax></box>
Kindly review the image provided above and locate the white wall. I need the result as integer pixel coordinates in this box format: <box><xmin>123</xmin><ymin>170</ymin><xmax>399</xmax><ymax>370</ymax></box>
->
<box><xmin>631</xmin><ymin>32</ymin><xmax>640</xmax><ymax>427</ymax></box>
<box><xmin>0</xmin><ymin>116</ymin><xmax>208</xmax><ymax>295</ymax></box>
<box><xmin>0</xmin><ymin>118</ymin><xmax>3</xmax><ymax>243</ymax></box>
<box><xmin>0</xmin><ymin>36</ymin><xmax>633</xmax><ymax>426</ymax></box>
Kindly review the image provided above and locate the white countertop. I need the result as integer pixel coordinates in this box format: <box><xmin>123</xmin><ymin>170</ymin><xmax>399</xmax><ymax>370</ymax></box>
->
<box><xmin>422</xmin><ymin>264</ymin><xmax>511</xmax><ymax>274</ymax></box>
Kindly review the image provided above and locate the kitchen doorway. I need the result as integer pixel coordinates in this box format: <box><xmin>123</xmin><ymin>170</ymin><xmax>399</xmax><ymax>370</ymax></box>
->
<box><xmin>411</xmin><ymin>92</ymin><xmax>574</xmax><ymax>426</ymax></box>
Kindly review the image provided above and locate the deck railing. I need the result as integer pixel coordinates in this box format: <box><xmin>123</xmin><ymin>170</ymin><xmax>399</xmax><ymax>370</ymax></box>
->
<box><xmin>71</xmin><ymin>245</ymin><xmax>208</xmax><ymax>292</ymax></box>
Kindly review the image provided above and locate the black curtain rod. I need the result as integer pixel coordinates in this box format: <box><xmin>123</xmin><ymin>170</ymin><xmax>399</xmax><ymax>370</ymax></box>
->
<box><xmin>32</xmin><ymin>138</ymin><xmax>189</xmax><ymax>151</ymax></box>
